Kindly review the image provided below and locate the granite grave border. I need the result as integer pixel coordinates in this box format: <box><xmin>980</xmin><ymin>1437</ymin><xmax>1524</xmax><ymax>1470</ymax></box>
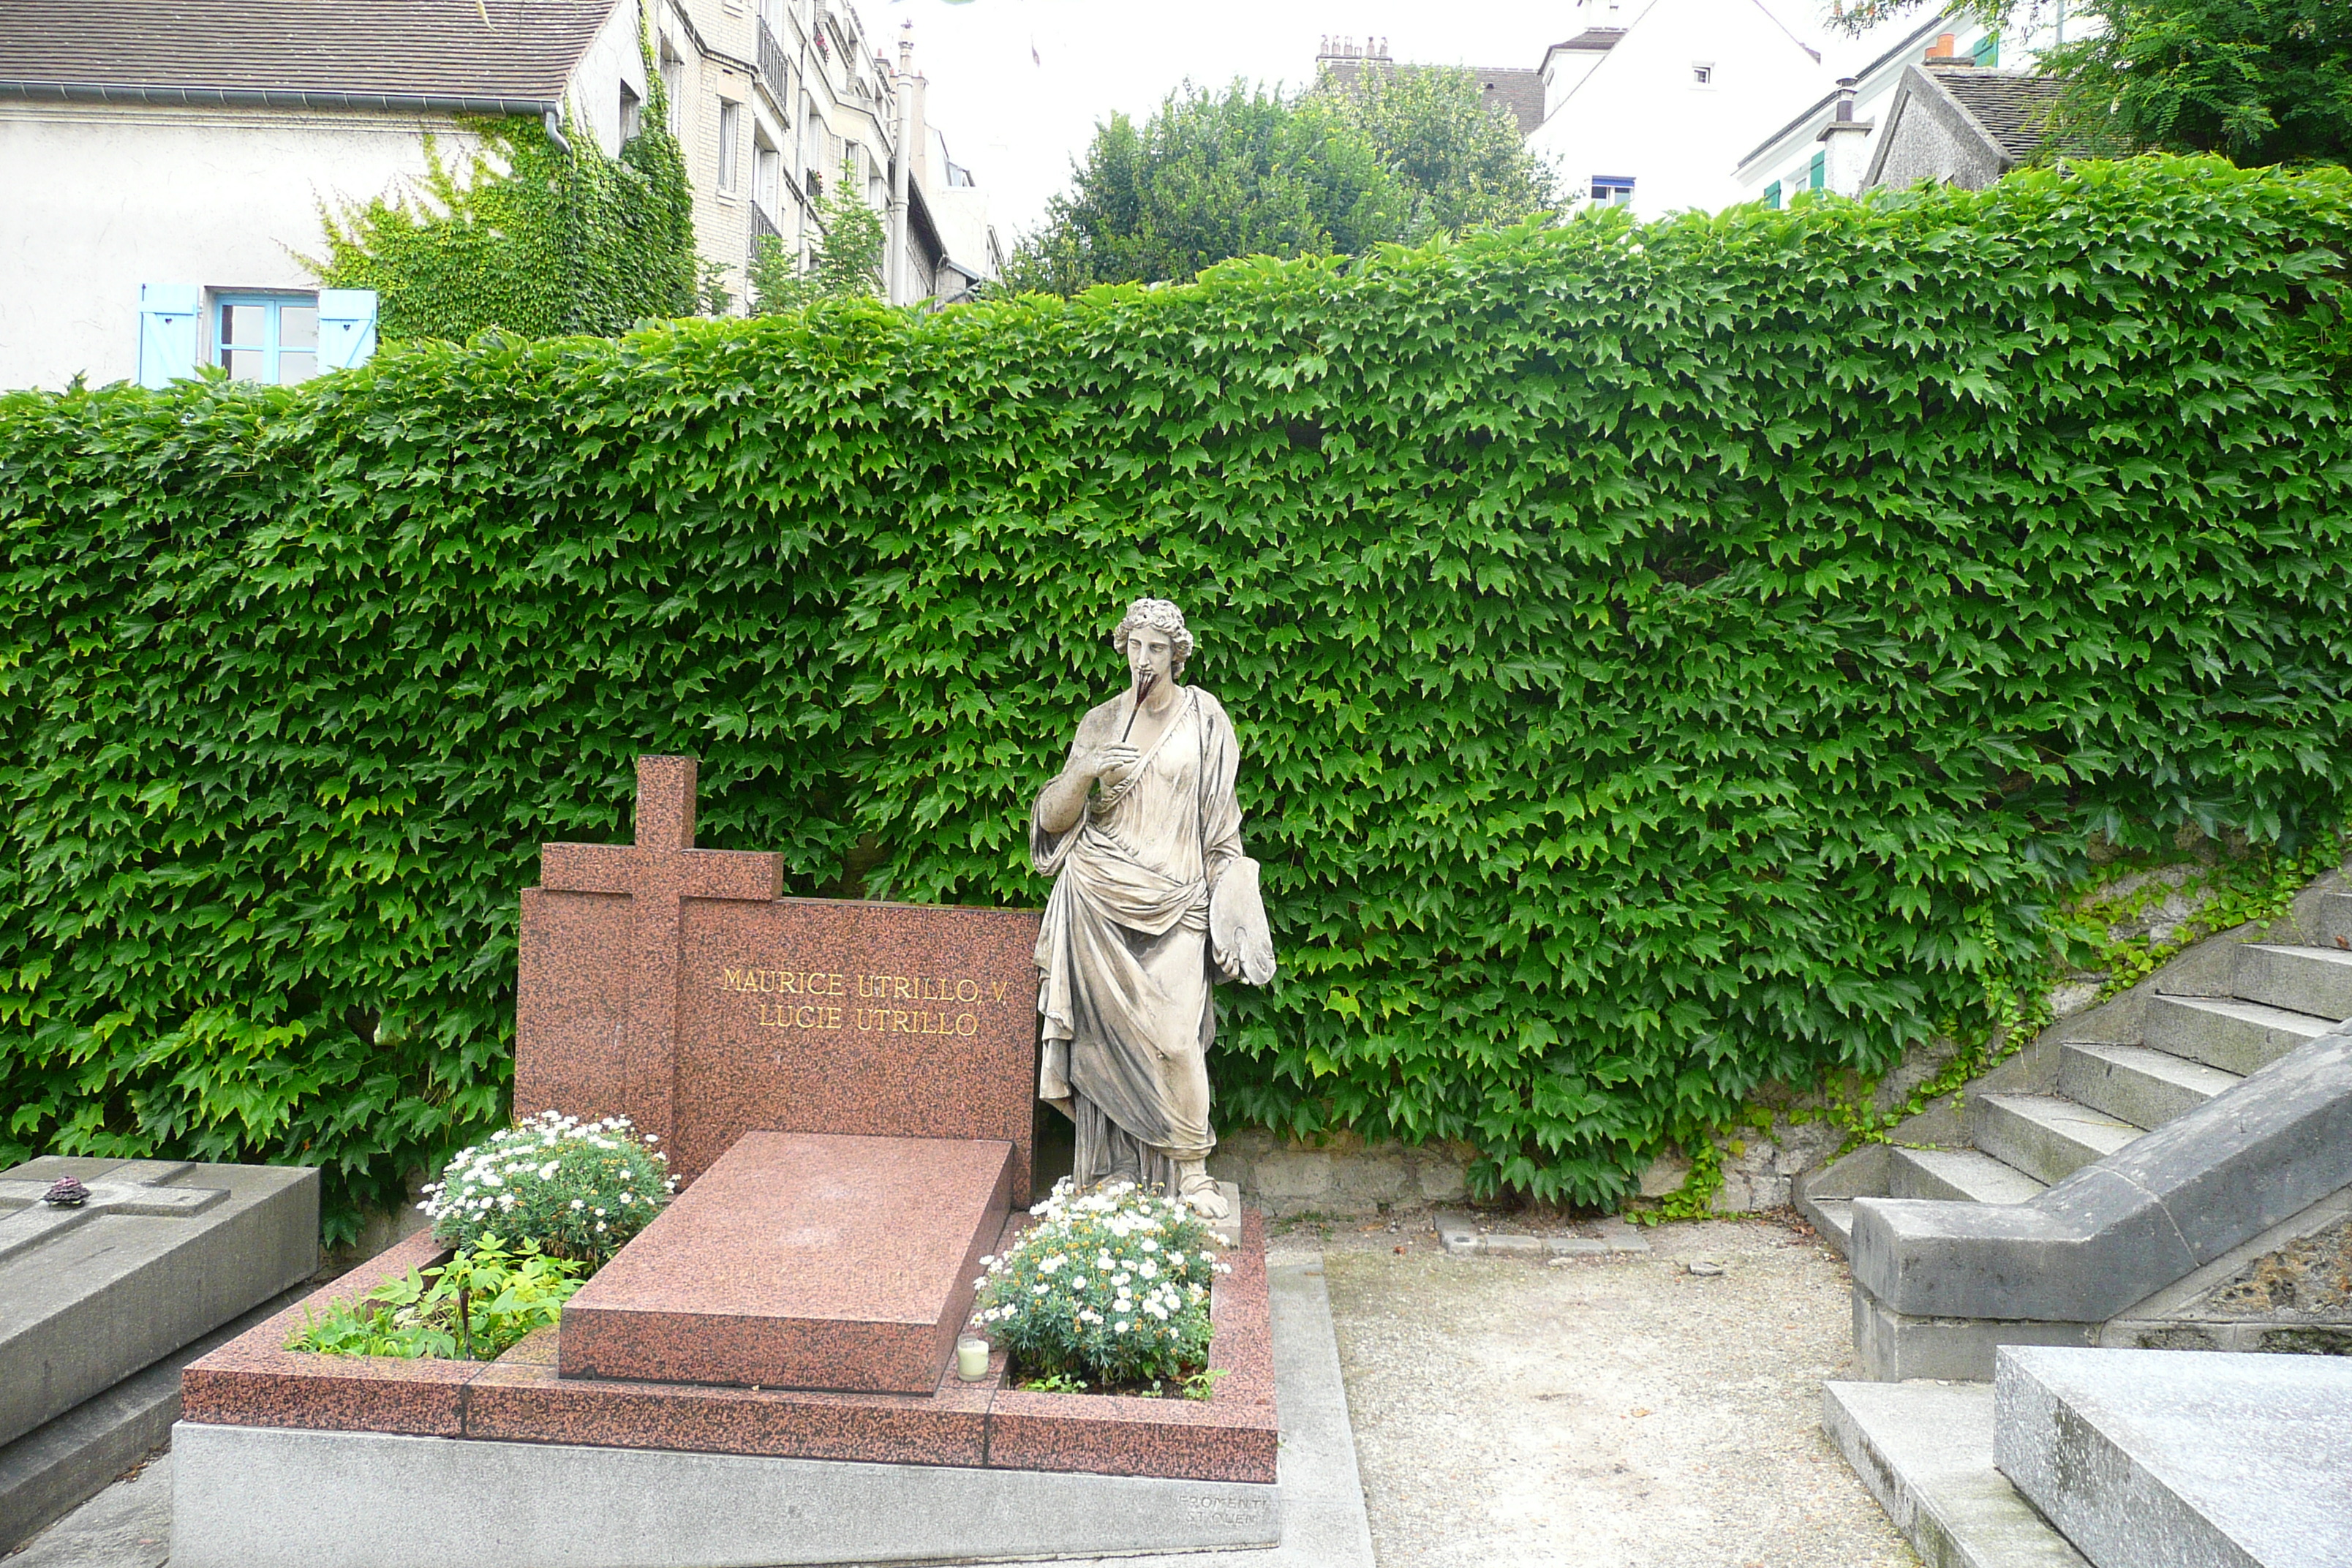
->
<box><xmin>182</xmin><ymin>1210</ymin><xmax>1278</xmax><ymax>1485</ymax></box>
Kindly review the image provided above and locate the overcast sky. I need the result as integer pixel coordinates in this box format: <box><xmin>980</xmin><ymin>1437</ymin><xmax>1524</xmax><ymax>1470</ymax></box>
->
<box><xmin>892</xmin><ymin>0</ymin><xmax>1916</xmax><ymax>243</ymax></box>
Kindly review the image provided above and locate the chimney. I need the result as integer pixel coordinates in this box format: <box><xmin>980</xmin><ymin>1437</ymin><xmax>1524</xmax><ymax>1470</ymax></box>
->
<box><xmin>1925</xmin><ymin>31</ymin><xmax>1967</xmax><ymax>64</ymax></box>
<box><xmin>1817</xmin><ymin>74</ymin><xmax>1874</xmax><ymax>195</ymax></box>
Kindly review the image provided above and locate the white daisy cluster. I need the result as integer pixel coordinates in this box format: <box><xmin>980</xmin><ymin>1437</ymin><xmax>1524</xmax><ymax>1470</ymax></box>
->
<box><xmin>970</xmin><ymin>1179</ymin><xmax>1229</xmax><ymax>1388</ymax></box>
<box><xmin>420</xmin><ymin>1110</ymin><xmax>673</xmax><ymax>1264</ymax></box>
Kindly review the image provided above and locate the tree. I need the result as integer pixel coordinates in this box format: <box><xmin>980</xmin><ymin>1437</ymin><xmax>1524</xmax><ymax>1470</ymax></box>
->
<box><xmin>1826</xmin><ymin>0</ymin><xmax>2349</xmax><ymax>166</ymax></box>
<box><xmin>750</xmin><ymin>158</ymin><xmax>887</xmax><ymax>314</ymax></box>
<box><xmin>998</xmin><ymin>82</ymin><xmax>1406</xmax><ymax>296</ymax></box>
<box><xmin>1313</xmin><ymin>63</ymin><xmax>1563</xmax><ymax>235</ymax></box>
<box><xmin>2038</xmin><ymin>0</ymin><xmax>2351</xmax><ymax>164</ymax></box>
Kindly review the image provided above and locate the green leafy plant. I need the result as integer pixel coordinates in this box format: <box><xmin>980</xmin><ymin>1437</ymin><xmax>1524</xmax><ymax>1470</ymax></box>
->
<box><xmin>287</xmin><ymin>1233</ymin><xmax>585</xmax><ymax>1360</ymax></box>
<box><xmin>1</xmin><ymin>157</ymin><xmax>2350</xmax><ymax>1235</ymax></box>
<box><xmin>422</xmin><ymin>1112</ymin><xmax>671</xmax><ymax>1264</ymax></box>
<box><xmin>309</xmin><ymin>81</ymin><xmax>698</xmax><ymax>339</ymax></box>
<box><xmin>752</xmin><ymin>159</ymin><xmax>886</xmax><ymax>314</ymax></box>
<box><xmin>975</xmin><ymin>1181</ymin><xmax>1226</xmax><ymax>1390</ymax></box>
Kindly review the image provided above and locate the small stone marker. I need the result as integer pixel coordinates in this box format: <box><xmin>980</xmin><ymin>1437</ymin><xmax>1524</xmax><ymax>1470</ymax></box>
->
<box><xmin>559</xmin><ymin>1131</ymin><xmax>1013</xmax><ymax>1394</ymax></box>
<box><xmin>517</xmin><ymin>756</ymin><xmax>1043</xmax><ymax>1199</ymax></box>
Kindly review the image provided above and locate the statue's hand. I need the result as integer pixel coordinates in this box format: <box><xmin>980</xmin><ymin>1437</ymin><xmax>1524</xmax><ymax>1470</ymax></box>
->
<box><xmin>1211</xmin><ymin>937</ymin><xmax>1243</xmax><ymax>981</ymax></box>
<box><xmin>1087</xmin><ymin>742</ymin><xmax>1142</xmax><ymax>788</ymax></box>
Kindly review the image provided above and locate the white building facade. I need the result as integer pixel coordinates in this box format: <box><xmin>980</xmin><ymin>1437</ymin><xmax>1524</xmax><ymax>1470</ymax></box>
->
<box><xmin>0</xmin><ymin>0</ymin><xmax>997</xmax><ymax>392</ymax></box>
<box><xmin>1526</xmin><ymin>0</ymin><xmax>1833</xmax><ymax>219</ymax></box>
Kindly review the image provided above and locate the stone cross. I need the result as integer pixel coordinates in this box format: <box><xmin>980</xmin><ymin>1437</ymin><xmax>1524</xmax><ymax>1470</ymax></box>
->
<box><xmin>538</xmin><ymin>756</ymin><xmax>781</xmax><ymax>1152</ymax></box>
<box><xmin>0</xmin><ymin>1160</ymin><xmax>225</xmax><ymax>1266</ymax></box>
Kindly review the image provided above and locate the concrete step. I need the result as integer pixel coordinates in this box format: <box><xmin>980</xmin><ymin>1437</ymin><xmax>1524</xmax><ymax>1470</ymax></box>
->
<box><xmin>1806</xmin><ymin>1198</ymin><xmax>1853</xmax><ymax>1254</ymax></box>
<box><xmin>2229</xmin><ymin>942</ymin><xmax>2352</xmax><ymax>1019</ymax></box>
<box><xmin>2312</xmin><ymin>890</ymin><xmax>2352</xmax><ymax>948</ymax></box>
<box><xmin>2139</xmin><ymin>993</ymin><xmax>2334</xmax><ymax>1076</ymax></box>
<box><xmin>1969</xmin><ymin>1094</ymin><xmax>2141</xmax><ymax>1186</ymax></box>
<box><xmin>1997</xmin><ymin>1346</ymin><xmax>2352</xmax><ymax>1568</ymax></box>
<box><xmin>1888</xmin><ymin>1146</ymin><xmax>2046</xmax><ymax>1205</ymax></box>
<box><xmin>2055</xmin><ymin>1041</ymin><xmax>2239</xmax><ymax>1130</ymax></box>
<box><xmin>1822</xmin><ymin>1379</ymin><xmax>2089</xmax><ymax>1568</ymax></box>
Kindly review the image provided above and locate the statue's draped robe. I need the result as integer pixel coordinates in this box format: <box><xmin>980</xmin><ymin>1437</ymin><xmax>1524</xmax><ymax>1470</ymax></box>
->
<box><xmin>1032</xmin><ymin>686</ymin><xmax>1243</xmax><ymax>1192</ymax></box>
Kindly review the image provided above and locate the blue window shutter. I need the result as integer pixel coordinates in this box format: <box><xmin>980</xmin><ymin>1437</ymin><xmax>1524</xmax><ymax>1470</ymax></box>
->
<box><xmin>136</xmin><ymin>284</ymin><xmax>200</xmax><ymax>388</ymax></box>
<box><xmin>1809</xmin><ymin>151</ymin><xmax>1826</xmax><ymax>190</ymax></box>
<box><xmin>318</xmin><ymin>289</ymin><xmax>379</xmax><ymax>372</ymax></box>
<box><xmin>1765</xmin><ymin>181</ymin><xmax>1782</xmax><ymax>209</ymax></box>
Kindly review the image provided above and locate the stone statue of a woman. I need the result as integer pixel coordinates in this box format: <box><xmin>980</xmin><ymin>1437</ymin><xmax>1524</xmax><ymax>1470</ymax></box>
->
<box><xmin>1031</xmin><ymin>599</ymin><xmax>1275</xmax><ymax>1220</ymax></box>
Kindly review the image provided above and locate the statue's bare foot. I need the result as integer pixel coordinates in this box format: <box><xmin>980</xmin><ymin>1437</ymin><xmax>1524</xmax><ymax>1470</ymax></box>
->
<box><xmin>1177</xmin><ymin>1162</ymin><xmax>1230</xmax><ymax>1221</ymax></box>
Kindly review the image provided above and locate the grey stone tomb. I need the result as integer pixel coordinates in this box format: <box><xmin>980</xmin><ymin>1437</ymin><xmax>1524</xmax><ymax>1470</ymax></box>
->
<box><xmin>1995</xmin><ymin>1345</ymin><xmax>2352</xmax><ymax>1568</ymax></box>
<box><xmin>1</xmin><ymin>1156</ymin><xmax>317</xmax><ymax>1548</ymax></box>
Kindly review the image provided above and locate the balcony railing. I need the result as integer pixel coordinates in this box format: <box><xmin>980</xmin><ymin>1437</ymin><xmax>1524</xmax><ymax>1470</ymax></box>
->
<box><xmin>748</xmin><ymin>203</ymin><xmax>782</xmax><ymax>270</ymax></box>
<box><xmin>757</xmin><ymin>19</ymin><xmax>790</xmax><ymax>105</ymax></box>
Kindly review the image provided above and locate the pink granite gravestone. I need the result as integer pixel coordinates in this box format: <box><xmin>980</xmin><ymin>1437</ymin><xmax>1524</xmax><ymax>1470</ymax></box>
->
<box><xmin>516</xmin><ymin>757</ymin><xmax>1041</xmax><ymax>1393</ymax></box>
<box><xmin>514</xmin><ymin>755</ymin><xmax>1042</xmax><ymax>1201</ymax></box>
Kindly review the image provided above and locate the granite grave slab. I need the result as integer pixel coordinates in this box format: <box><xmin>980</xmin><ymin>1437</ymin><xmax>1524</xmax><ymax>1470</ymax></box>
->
<box><xmin>558</xmin><ymin>1131</ymin><xmax>1014</xmax><ymax>1394</ymax></box>
<box><xmin>181</xmin><ymin>1213</ymin><xmax>1278</xmax><ymax>1482</ymax></box>
<box><xmin>515</xmin><ymin>755</ymin><xmax>1044</xmax><ymax>1198</ymax></box>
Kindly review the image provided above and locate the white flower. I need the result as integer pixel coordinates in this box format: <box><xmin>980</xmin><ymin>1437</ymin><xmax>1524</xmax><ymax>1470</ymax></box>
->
<box><xmin>593</xmin><ymin>1207</ymin><xmax>606</xmax><ymax>1217</ymax></box>
<box><xmin>540</xmin><ymin>1162</ymin><xmax>559</xmax><ymax>1180</ymax></box>
<box><xmin>570</xmin><ymin>1199</ymin><xmax>587</xmax><ymax>1210</ymax></box>
<box><xmin>1115</xmin><ymin>1321</ymin><xmax>1130</xmax><ymax>1333</ymax></box>
<box><xmin>1139</xmin><ymin>1238</ymin><xmax>1158</xmax><ymax>1253</ymax></box>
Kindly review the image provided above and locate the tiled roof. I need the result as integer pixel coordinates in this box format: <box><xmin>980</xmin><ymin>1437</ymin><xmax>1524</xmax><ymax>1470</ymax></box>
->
<box><xmin>1471</xmin><ymin>67</ymin><xmax>1545</xmax><ymax>135</ymax></box>
<box><xmin>1554</xmin><ymin>29</ymin><xmax>1626</xmax><ymax>52</ymax></box>
<box><xmin>0</xmin><ymin>0</ymin><xmax>618</xmax><ymax>107</ymax></box>
<box><xmin>1930</xmin><ymin>66</ymin><xmax>2065</xmax><ymax>159</ymax></box>
<box><xmin>1318</xmin><ymin>57</ymin><xmax>1548</xmax><ymax>137</ymax></box>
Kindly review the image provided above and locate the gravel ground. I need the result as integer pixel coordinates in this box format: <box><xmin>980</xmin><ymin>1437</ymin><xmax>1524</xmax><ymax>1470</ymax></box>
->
<box><xmin>1278</xmin><ymin>1207</ymin><xmax>1920</xmax><ymax>1568</ymax></box>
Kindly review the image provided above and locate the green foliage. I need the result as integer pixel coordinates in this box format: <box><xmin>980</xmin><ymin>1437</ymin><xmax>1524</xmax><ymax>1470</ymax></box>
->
<box><xmin>1313</xmin><ymin>64</ymin><xmax>1563</xmax><ymax>235</ymax></box>
<box><xmin>422</xmin><ymin>1110</ymin><xmax>673</xmax><ymax>1264</ymax></box>
<box><xmin>976</xmin><ymin>1182</ymin><xmax>1224</xmax><ymax>1388</ymax></box>
<box><xmin>1001</xmin><ymin>70</ymin><xmax>1560</xmax><ymax>296</ymax></box>
<box><xmin>999</xmin><ymin>81</ymin><xmax>1407</xmax><ymax>295</ymax></box>
<box><xmin>2038</xmin><ymin>0</ymin><xmax>2352</xmax><ymax>165</ymax></box>
<box><xmin>309</xmin><ymin>113</ymin><xmax>699</xmax><ymax>340</ymax></box>
<box><xmin>752</xmin><ymin>160</ymin><xmax>887</xmax><ymax>314</ymax></box>
<box><xmin>1807</xmin><ymin>824</ymin><xmax>2351</xmax><ymax>1154</ymax></box>
<box><xmin>3</xmin><ymin>157</ymin><xmax>2351</xmax><ymax>1233</ymax></box>
<box><xmin>287</xmin><ymin>1234</ymin><xmax>584</xmax><ymax>1359</ymax></box>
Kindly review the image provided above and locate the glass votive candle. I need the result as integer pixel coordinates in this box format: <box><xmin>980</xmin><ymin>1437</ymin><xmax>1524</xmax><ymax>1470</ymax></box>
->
<box><xmin>956</xmin><ymin>1335</ymin><xmax>990</xmax><ymax>1382</ymax></box>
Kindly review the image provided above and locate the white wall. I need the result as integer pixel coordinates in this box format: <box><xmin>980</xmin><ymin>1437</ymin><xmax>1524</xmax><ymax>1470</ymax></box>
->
<box><xmin>0</xmin><ymin>103</ymin><xmax>483</xmax><ymax>391</ymax></box>
<box><xmin>1528</xmin><ymin>0</ymin><xmax>1831</xmax><ymax>219</ymax></box>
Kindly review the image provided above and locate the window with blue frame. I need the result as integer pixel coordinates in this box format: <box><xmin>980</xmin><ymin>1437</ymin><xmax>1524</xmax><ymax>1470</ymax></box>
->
<box><xmin>216</xmin><ymin>293</ymin><xmax>319</xmax><ymax>385</ymax></box>
<box><xmin>1764</xmin><ymin>181</ymin><xmax>1782</xmax><ymax>209</ymax></box>
<box><xmin>1972</xmin><ymin>34</ymin><xmax>1999</xmax><ymax>66</ymax></box>
<box><xmin>1591</xmin><ymin>176</ymin><xmax>1635</xmax><ymax>205</ymax></box>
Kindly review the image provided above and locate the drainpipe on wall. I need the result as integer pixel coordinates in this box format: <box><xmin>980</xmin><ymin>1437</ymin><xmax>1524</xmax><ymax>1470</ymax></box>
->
<box><xmin>886</xmin><ymin>21</ymin><xmax>913</xmax><ymax>306</ymax></box>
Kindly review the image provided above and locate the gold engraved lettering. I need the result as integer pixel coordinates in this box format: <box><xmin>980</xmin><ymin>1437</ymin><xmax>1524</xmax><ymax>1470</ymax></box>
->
<box><xmin>956</xmin><ymin>979</ymin><xmax>979</xmax><ymax>1003</ymax></box>
<box><xmin>894</xmin><ymin>977</ymin><xmax>912</xmax><ymax>1000</ymax></box>
<box><xmin>957</xmin><ymin>1013</ymin><xmax>978</xmax><ymax>1036</ymax></box>
<box><xmin>992</xmin><ymin>981</ymin><xmax>1008</xmax><ymax>1004</ymax></box>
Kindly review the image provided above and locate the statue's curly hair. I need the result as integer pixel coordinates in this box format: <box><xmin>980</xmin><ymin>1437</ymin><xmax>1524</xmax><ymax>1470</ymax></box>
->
<box><xmin>1111</xmin><ymin>598</ymin><xmax>1194</xmax><ymax>676</ymax></box>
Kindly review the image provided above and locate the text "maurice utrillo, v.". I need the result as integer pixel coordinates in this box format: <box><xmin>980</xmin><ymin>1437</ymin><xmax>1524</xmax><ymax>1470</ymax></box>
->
<box><xmin>715</xmin><ymin>965</ymin><xmax>1013</xmax><ymax>1036</ymax></box>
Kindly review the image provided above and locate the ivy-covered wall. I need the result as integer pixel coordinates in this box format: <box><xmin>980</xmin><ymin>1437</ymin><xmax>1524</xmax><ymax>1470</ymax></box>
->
<box><xmin>311</xmin><ymin>114</ymin><xmax>699</xmax><ymax>342</ymax></box>
<box><xmin>3</xmin><ymin>157</ymin><xmax>2349</xmax><ymax>1237</ymax></box>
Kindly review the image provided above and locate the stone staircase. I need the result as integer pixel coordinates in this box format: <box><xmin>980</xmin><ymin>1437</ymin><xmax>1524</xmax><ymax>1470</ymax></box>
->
<box><xmin>1796</xmin><ymin>875</ymin><xmax>2352</xmax><ymax>1379</ymax></box>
